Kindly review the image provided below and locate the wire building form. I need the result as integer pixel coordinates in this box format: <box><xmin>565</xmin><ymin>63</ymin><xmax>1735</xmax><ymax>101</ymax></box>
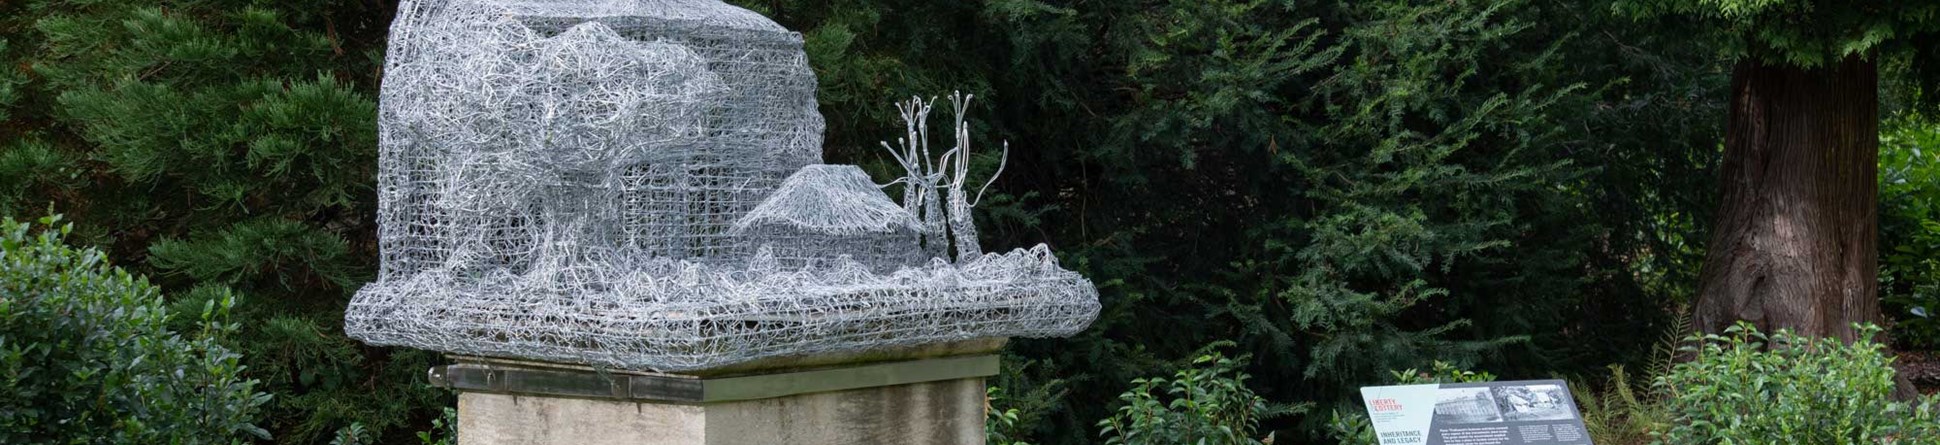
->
<box><xmin>729</xmin><ymin>165</ymin><xmax>925</xmax><ymax>273</ymax></box>
<box><xmin>347</xmin><ymin>0</ymin><xmax>1100</xmax><ymax>372</ymax></box>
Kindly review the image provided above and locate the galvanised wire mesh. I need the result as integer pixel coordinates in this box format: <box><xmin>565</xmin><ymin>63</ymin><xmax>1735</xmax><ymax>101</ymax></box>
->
<box><xmin>347</xmin><ymin>0</ymin><xmax>1100</xmax><ymax>372</ymax></box>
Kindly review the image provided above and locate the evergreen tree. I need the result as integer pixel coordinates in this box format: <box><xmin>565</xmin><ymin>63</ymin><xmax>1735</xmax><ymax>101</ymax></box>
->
<box><xmin>0</xmin><ymin>1</ymin><xmax>446</xmax><ymax>443</ymax></box>
<box><xmin>0</xmin><ymin>0</ymin><xmax>1741</xmax><ymax>442</ymax></box>
<box><xmin>749</xmin><ymin>0</ymin><xmax>1726</xmax><ymax>440</ymax></box>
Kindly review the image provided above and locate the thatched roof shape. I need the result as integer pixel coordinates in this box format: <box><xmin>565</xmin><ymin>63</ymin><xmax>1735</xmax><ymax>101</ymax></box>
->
<box><xmin>733</xmin><ymin>165</ymin><xmax>919</xmax><ymax>235</ymax></box>
<box><xmin>477</xmin><ymin>0</ymin><xmax>792</xmax><ymax>34</ymax></box>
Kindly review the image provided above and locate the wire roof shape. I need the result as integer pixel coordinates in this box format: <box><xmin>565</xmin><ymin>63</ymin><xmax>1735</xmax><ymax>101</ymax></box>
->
<box><xmin>346</xmin><ymin>0</ymin><xmax>1100</xmax><ymax>372</ymax></box>
<box><xmin>482</xmin><ymin>0</ymin><xmax>790</xmax><ymax>32</ymax></box>
<box><xmin>732</xmin><ymin>165</ymin><xmax>922</xmax><ymax>236</ymax></box>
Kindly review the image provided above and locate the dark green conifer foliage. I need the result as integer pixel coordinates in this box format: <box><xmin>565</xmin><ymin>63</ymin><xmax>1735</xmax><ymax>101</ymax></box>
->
<box><xmin>0</xmin><ymin>0</ymin><xmax>1734</xmax><ymax>442</ymax></box>
<box><xmin>746</xmin><ymin>0</ymin><xmax>1726</xmax><ymax>441</ymax></box>
<box><xmin>0</xmin><ymin>1</ymin><xmax>445</xmax><ymax>443</ymax></box>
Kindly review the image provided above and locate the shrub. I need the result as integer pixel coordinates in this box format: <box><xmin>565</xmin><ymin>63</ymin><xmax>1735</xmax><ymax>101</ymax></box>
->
<box><xmin>1655</xmin><ymin>322</ymin><xmax>1939</xmax><ymax>444</ymax></box>
<box><xmin>1097</xmin><ymin>350</ymin><xmax>1302</xmax><ymax>445</ymax></box>
<box><xmin>332</xmin><ymin>406</ymin><xmax>454</xmax><ymax>445</ymax></box>
<box><xmin>988</xmin><ymin>386</ymin><xmax>1034</xmax><ymax>445</ymax></box>
<box><xmin>1880</xmin><ymin>115</ymin><xmax>1940</xmax><ymax>348</ymax></box>
<box><xmin>0</xmin><ymin>216</ymin><xmax>270</xmax><ymax>444</ymax></box>
<box><xmin>986</xmin><ymin>357</ymin><xmax>1068</xmax><ymax>445</ymax></box>
<box><xmin>415</xmin><ymin>407</ymin><xmax>458</xmax><ymax>445</ymax></box>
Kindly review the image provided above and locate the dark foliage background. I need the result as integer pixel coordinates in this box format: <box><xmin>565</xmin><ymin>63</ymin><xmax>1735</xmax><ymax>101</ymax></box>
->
<box><xmin>0</xmin><ymin>1</ymin><xmax>440</xmax><ymax>443</ymax></box>
<box><xmin>742</xmin><ymin>1</ymin><xmax>1728</xmax><ymax>440</ymax></box>
<box><xmin>9</xmin><ymin>0</ymin><xmax>1929</xmax><ymax>443</ymax></box>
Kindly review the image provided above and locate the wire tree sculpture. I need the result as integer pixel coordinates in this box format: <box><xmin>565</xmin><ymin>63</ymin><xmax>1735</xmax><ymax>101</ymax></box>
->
<box><xmin>879</xmin><ymin>93</ymin><xmax>1009</xmax><ymax>262</ymax></box>
<box><xmin>346</xmin><ymin>0</ymin><xmax>1099</xmax><ymax>372</ymax></box>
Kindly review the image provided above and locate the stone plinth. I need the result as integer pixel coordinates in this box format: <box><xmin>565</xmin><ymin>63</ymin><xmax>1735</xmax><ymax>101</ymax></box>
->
<box><xmin>433</xmin><ymin>339</ymin><xmax>1004</xmax><ymax>445</ymax></box>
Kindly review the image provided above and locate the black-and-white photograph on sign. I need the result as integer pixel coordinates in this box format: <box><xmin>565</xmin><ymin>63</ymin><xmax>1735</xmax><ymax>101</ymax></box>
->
<box><xmin>1492</xmin><ymin>384</ymin><xmax>1575</xmax><ymax>422</ymax></box>
<box><xmin>1434</xmin><ymin>387</ymin><xmax>1503</xmax><ymax>424</ymax></box>
<box><xmin>1360</xmin><ymin>379</ymin><xmax>1592</xmax><ymax>445</ymax></box>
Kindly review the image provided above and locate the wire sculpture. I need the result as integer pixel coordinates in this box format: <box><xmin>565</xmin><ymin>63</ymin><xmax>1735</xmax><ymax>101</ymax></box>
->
<box><xmin>347</xmin><ymin>0</ymin><xmax>1100</xmax><ymax>372</ymax></box>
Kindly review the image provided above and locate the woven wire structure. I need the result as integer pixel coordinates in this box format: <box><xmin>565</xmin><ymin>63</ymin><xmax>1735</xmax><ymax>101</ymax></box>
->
<box><xmin>347</xmin><ymin>0</ymin><xmax>1100</xmax><ymax>372</ymax></box>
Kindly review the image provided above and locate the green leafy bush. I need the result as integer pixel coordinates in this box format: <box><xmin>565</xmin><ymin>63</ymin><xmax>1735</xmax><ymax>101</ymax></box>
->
<box><xmin>1572</xmin><ymin>315</ymin><xmax>1940</xmax><ymax>445</ymax></box>
<box><xmin>988</xmin><ymin>386</ymin><xmax>1034</xmax><ymax>445</ymax></box>
<box><xmin>986</xmin><ymin>357</ymin><xmax>1069</xmax><ymax>445</ymax></box>
<box><xmin>332</xmin><ymin>406</ymin><xmax>453</xmax><ymax>445</ymax></box>
<box><xmin>415</xmin><ymin>407</ymin><xmax>458</xmax><ymax>445</ymax></box>
<box><xmin>0</xmin><ymin>216</ymin><xmax>270</xmax><ymax>444</ymax></box>
<box><xmin>1097</xmin><ymin>350</ymin><xmax>1302</xmax><ymax>445</ymax></box>
<box><xmin>1881</xmin><ymin>115</ymin><xmax>1940</xmax><ymax>348</ymax></box>
<box><xmin>1655</xmin><ymin>322</ymin><xmax>1939</xmax><ymax>444</ymax></box>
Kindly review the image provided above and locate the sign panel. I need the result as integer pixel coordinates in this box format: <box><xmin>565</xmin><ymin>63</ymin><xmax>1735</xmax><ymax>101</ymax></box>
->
<box><xmin>1360</xmin><ymin>379</ymin><xmax>1591</xmax><ymax>445</ymax></box>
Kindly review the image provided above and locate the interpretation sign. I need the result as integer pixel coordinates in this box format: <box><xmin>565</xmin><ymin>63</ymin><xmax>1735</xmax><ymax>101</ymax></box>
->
<box><xmin>1359</xmin><ymin>379</ymin><xmax>1591</xmax><ymax>445</ymax></box>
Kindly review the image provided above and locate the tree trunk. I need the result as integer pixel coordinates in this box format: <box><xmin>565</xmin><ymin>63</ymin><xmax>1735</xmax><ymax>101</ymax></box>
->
<box><xmin>1695</xmin><ymin>55</ymin><xmax>1880</xmax><ymax>340</ymax></box>
<box><xmin>1694</xmin><ymin>55</ymin><xmax>1912</xmax><ymax>397</ymax></box>
<box><xmin>947</xmin><ymin>190</ymin><xmax>982</xmax><ymax>261</ymax></box>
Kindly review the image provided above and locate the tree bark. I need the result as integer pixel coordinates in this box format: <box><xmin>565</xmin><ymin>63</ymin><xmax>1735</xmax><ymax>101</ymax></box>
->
<box><xmin>1695</xmin><ymin>55</ymin><xmax>1880</xmax><ymax>341</ymax></box>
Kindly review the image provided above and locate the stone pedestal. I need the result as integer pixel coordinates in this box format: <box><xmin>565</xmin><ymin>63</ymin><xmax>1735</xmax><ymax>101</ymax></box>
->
<box><xmin>432</xmin><ymin>340</ymin><xmax>1003</xmax><ymax>445</ymax></box>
